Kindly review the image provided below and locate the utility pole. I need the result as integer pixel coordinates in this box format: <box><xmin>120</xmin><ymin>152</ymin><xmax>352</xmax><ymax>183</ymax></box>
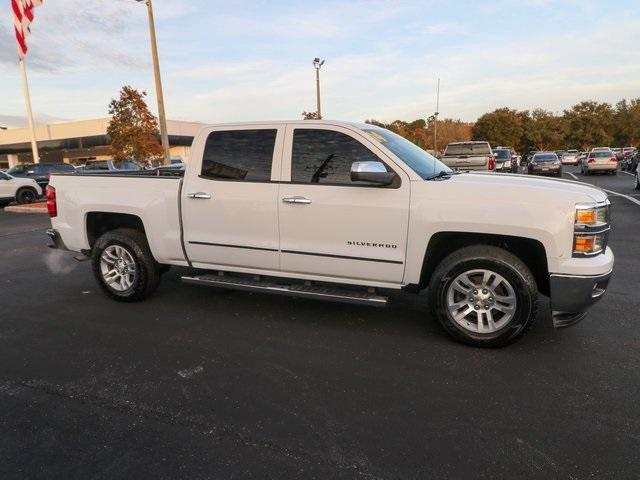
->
<box><xmin>137</xmin><ymin>0</ymin><xmax>171</xmax><ymax>165</ymax></box>
<box><xmin>433</xmin><ymin>77</ymin><xmax>440</xmax><ymax>154</ymax></box>
<box><xmin>313</xmin><ymin>58</ymin><xmax>325</xmax><ymax>119</ymax></box>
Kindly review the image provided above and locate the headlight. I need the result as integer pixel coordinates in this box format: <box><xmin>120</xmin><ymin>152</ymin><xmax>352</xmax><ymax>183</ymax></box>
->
<box><xmin>573</xmin><ymin>200</ymin><xmax>610</xmax><ymax>257</ymax></box>
<box><xmin>575</xmin><ymin>202</ymin><xmax>609</xmax><ymax>227</ymax></box>
<box><xmin>573</xmin><ymin>232</ymin><xmax>608</xmax><ymax>256</ymax></box>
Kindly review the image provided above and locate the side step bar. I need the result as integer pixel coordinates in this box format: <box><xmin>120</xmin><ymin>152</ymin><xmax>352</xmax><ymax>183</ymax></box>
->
<box><xmin>181</xmin><ymin>273</ymin><xmax>388</xmax><ymax>307</ymax></box>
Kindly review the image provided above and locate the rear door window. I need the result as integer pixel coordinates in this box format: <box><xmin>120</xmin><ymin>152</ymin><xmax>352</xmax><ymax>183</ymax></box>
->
<box><xmin>201</xmin><ymin>129</ymin><xmax>277</xmax><ymax>181</ymax></box>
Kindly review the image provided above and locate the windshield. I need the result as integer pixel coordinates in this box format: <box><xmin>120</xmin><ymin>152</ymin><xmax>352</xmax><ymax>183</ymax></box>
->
<box><xmin>533</xmin><ymin>153</ymin><xmax>557</xmax><ymax>162</ymax></box>
<box><xmin>114</xmin><ymin>161</ymin><xmax>140</xmax><ymax>171</ymax></box>
<box><xmin>363</xmin><ymin>127</ymin><xmax>451</xmax><ymax>179</ymax></box>
<box><xmin>7</xmin><ymin>165</ymin><xmax>30</xmax><ymax>174</ymax></box>
<box><xmin>444</xmin><ymin>143</ymin><xmax>491</xmax><ymax>156</ymax></box>
<box><xmin>493</xmin><ymin>149</ymin><xmax>511</xmax><ymax>160</ymax></box>
<box><xmin>589</xmin><ymin>151</ymin><xmax>613</xmax><ymax>158</ymax></box>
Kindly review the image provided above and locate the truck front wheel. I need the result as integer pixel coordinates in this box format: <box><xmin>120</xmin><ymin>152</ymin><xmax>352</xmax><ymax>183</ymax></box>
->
<box><xmin>91</xmin><ymin>228</ymin><xmax>161</xmax><ymax>302</ymax></box>
<box><xmin>427</xmin><ymin>245</ymin><xmax>537</xmax><ymax>347</ymax></box>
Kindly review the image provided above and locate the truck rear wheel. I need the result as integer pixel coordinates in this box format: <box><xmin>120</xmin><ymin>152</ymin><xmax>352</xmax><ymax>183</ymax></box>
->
<box><xmin>91</xmin><ymin>228</ymin><xmax>161</xmax><ymax>302</ymax></box>
<box><xmin>427</xmin><ymin>245</ymin><xmax>537</xmax><ymax>347</ymax></box>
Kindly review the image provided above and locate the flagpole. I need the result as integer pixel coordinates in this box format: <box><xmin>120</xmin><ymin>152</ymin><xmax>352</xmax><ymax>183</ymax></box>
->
<box><xmin>19</xmin><ymin>58</ymin><xmax>39</xmax><ymax>163</ymax></box>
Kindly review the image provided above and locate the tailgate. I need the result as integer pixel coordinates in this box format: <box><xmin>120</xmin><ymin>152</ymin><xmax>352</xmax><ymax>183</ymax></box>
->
<box><xmin>441</xmin><ymin>155</ymin><xmax>488</xmax><ymax>169</ymax></box>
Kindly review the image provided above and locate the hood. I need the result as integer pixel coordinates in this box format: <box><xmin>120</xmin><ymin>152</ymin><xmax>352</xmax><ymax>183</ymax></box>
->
<box><xmin>441</xmin><ymin>172</ymin><xmax>607</xmax><ymax>204</ymax></box>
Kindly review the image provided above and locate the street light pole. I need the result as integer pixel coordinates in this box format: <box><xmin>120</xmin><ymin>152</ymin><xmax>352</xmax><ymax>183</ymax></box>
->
<box><xmin>433</xmin><ymin>77</ymin><xmax>440</xmax><ymax>154</ymax></box>
<box><xmin>138</xmin><ymin>0</ymin><xmax>171</xmax><ymax>165</ymax></box>
<box><xmin>313</xmin><ymin>58</ymin><xmax>325</xmax><ymax>119</ymax></box>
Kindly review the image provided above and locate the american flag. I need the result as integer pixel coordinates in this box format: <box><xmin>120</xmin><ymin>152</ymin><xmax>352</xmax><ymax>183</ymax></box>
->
<box><xmin>12</xmin><ymin>0</ymin><xmax>43</xmax><ymax>60</ymax></box>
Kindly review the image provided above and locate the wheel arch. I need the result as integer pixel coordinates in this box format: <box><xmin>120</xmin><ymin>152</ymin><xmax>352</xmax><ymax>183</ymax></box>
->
<box><xmin>86</xmin><ymin>212</ymin><xmax>146</xmax><ymax>248</ymax></box>
<box><xmin>418</xmin><ymin>231</ymin><xmax>550</xmax><ymax>296</ymax></box>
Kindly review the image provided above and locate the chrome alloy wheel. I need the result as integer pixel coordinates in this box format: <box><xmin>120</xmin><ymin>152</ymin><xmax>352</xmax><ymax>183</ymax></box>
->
<box><xmin>100</xmin><ymin>245</ymin><xmax>137</xmax><ymax>292</ymax></box>
<box><xmin>446</xmin><ymin>269</ymin><xmax>517</xmax><ymax>333</ymax></box>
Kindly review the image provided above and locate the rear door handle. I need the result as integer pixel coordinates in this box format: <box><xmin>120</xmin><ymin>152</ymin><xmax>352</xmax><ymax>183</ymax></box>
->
<box><xmin>282</xmin><ymin>196</ymin><xmax>312</xmax><ymax>205</ymax></box>
<box><xmin>186</xmin><ymin>192</ymin><xmax>212</xmax><ymax>199</ymax></box>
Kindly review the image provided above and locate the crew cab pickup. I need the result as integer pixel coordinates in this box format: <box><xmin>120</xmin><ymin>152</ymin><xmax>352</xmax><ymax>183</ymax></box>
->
<box><xmin>46</xmin><ymin>120</ymin><xmax>614</xmax><ymax>347</ymax></box>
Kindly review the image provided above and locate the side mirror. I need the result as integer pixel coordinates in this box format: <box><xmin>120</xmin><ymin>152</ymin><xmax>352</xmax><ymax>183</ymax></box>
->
<box><xmin>350</xmin><ymin>161</ymin><xmax>397</xmax><ymax>186</ymax></box>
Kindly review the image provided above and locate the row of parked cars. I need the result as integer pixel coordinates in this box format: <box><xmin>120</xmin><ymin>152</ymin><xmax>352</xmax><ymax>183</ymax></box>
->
<box><xmin>438</xmin><ymin>142</ymin><xmax>520</xmax><ymax>173</ymax></box>
<box><xmin>0</xmin><ymin>158</ymin><xmax>185</xmax><ymax>206</ymax></box>
<box><xmin>438</xmin><ymin>142</ymin><xmax>640</xmax><ymax>180</ymax></box>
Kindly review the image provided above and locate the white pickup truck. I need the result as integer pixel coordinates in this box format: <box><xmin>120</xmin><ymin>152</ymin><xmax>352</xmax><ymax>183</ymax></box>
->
<box><xmin>46</xmin><ymin>120</ymin><xmax>614</xmax><ymax>347</ymax></box>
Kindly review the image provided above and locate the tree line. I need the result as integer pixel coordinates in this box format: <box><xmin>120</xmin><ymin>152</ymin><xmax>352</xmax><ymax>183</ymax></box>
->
<box><xmin>365</xmin><ymin>98</ymin><xmax>640</xmax><ymax>154</ymax></box>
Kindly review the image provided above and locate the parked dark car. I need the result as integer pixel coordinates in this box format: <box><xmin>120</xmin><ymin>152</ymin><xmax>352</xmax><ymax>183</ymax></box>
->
<box><xmin>522</xmin><ymin>151</ymin><xmax>538</xmax><ymax>167</ymax></box>
<box><xmin>624</xmin><ymin>151</ymin><xmax>640</xmax><ymax>173</ymax></box>
<box><xmin>492</xmin><ymin>148</ymin><xmax>514</xmax><ymax>172</ymax></box>
<box><xmin>527</xmin><ymin>152</ymin><xmax>562</xmax><ymax>177</ymax></box>
<box><xmin>6</xmin><ymin>163</ymin><xmax>76</xmax><ymax>190</ymax></box>
<box><xmin>620</xmin><ymin>148</ymin><xmax>637</xmax><ymax>171</ymax></box>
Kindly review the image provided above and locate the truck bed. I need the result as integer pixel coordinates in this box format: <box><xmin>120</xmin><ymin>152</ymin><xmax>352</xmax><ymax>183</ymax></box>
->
<box><xmin>49</xmin><ymin>172</ymin><xmax>188</xmax><ymax>265</ymax></box>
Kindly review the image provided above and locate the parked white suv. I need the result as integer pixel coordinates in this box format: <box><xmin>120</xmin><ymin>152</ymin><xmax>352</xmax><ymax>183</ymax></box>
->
<box><xmin>0</xmin><ymin>171</ymin><xmax>42</xmax><ymax>207</ymax></box>
<box><xmin>46</xmin><ymin>120</ymin><xmax>614</xmax><ymax>347</ymax></box>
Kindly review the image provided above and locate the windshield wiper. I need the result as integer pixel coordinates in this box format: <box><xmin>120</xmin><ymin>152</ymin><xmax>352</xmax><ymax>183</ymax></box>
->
<box><xmin>425</xmin><ymin>170</ymin><xmax>460</xmax><ymax>181</ymax></box>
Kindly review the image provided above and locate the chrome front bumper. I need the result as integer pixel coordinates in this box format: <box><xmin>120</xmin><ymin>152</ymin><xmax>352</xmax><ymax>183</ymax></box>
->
<box><xmin>549</xmin><ymin>269</ymin><xmax>613</xmax><ymax>328</ymax></box>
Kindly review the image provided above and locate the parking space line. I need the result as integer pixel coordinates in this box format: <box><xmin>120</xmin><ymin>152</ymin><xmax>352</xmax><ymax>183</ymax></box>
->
<box><xmin>565</xmin><ymin>172</ymin><xmax>579</xmax><ymax>180</ymax></box>
<box><xmin>601</xmin><ymin>188</ymin><xmax>640</xmax><ymax>207</ymax></box>
<box><xmin>620</xmin><ymin>171</ymin><xmax>635</xmax><ymax>177</ymax></box>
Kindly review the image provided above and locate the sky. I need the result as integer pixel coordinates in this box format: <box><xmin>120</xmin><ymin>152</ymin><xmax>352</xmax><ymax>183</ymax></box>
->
<box><xmin>1</xmin><ymin>0</ymin><xmax>639</xmax><ymax>127</ymax></box>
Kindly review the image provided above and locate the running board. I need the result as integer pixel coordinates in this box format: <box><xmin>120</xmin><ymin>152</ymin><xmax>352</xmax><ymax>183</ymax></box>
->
<box><xmin>181</xmin><ymin>273</ymin><xmax>388</xmax><ymax>307</ymax></box>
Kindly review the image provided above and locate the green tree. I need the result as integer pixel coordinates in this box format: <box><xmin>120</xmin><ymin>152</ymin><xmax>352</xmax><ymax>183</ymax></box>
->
<box><xmin>301</xmin><ymin>111</ymin><xmax>320</xmax><ymax>120</ymax></box>
<box><xmin>612</xmin><ymin>99</ymin><xmax>640</xmax><ymax>147</ymax></box>
<box><xmin>563</xmin><ymin>101</ymin><xmax>613</xmax><ymax>150</ymax></box>
<box><xmin>471</xmin><ymin>108</ymin><xmax>524</xmax><ymax>149</ymax></box>
<box><xmin>107</xmin><ymin>85</ymin><xmax>163</xmax><ymax>162</ymax></box>
<box><xmin>524</xmin><ymin>109</ymin><xmax>565</xmax><ymax>151</ymax></box>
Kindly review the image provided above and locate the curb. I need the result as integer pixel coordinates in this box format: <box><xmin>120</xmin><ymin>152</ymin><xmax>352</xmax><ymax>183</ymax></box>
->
<box><xmin>4</xmin><ymin>205</ymin><xmax>48</xmax><ymax>214</ymax></box>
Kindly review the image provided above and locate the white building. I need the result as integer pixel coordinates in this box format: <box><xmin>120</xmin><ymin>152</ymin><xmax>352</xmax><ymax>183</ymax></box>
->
<box><xmin>0</xmin><ymin>117</ymin><xmax>203</xmax><ymax>169</ymax></box>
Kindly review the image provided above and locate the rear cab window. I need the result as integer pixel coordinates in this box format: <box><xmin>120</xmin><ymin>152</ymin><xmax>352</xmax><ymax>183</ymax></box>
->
<box><xmin>444</xmin><ymin>143</ymin><xmax>491</xmax><ymax>156</ymax></box>
<box><xmin>201</xmin><ymin>129</ymin><xmax>277</xmax><ymax>182</ymax></box>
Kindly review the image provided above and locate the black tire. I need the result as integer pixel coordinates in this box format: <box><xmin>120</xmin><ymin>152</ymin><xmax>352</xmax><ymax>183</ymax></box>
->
<box><xmin>91</xmin><ymin>228</ymin><xmax>161</xmax><ymax>302</ymax></box>
<box><xmin>635</xmin><ymin>174</ymin><xmax>640</xmax><ymax>191</ymax></box>
<box><xmin>16</xmin><ymin>187</ymin><xmax>37</xmax><ymax>204</ymax></box>
<box><xmin>427</xmin><ymin>245</ymin><xmax>537</xmax><ymax>348</ymax></box>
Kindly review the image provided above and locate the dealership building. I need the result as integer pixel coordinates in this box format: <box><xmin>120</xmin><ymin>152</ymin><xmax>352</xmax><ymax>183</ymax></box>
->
<box><xmin>0</xmin><ymin>117</ymin><xmax>204</xmax><ymax>169</ymax></box>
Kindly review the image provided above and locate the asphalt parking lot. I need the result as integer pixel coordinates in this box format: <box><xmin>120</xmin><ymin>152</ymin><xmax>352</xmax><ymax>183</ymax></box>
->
<box><xmin>1</xmin><ymin>165</ymin><xmax>639</xmax><ymax>479</ymax></box>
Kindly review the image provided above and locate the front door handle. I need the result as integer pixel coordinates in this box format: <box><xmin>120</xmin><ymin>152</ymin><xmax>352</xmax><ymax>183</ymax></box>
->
<box><xmin>186</xmin><ymin>192</ymin><xmax>212</xmax><ymax>199</ymax></box>
<box><xmin>282</xmin><ymin>196</ymin><xmax>312</xmax><ymax>205</ymax></box>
